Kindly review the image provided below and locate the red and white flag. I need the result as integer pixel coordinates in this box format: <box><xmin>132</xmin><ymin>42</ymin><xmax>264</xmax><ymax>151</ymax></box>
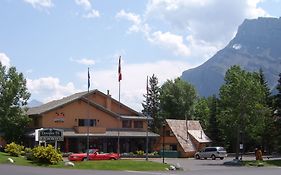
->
<box><xmin>118</xmin><ymin>56</ymin><xmax>122</xmax><ymax>82</ymax></box>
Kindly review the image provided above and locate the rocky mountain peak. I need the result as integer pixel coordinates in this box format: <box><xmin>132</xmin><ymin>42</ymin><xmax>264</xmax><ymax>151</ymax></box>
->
<box><xmin>181</xmin><ymin>17</ymin><xmax>281</xmax><ymax>97</ymax></box>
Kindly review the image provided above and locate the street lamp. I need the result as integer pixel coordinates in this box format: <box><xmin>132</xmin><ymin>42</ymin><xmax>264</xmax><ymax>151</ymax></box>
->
<box><xmin>162</xmin><ymin>123</ymin><xmax>165</xmax><ymax>164</ymax></box>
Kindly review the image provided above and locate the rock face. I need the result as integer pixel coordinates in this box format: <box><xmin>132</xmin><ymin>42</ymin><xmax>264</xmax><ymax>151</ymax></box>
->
<box><xmin>181</xmin><ymin>17</ymin><xmax>281</xmax><ymax>97</ymax></box>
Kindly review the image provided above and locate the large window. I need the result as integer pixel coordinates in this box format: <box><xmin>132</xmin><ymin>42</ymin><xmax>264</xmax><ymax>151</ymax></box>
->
<box><xmin>122</xmin><ymin>120</ymin><xmax>132</xmax><ymax>128</ymax></box>
<box><xmin>78</xmin><ymin>119</ymin><xmax>96</xmax><ymax>127</ymax></box>
<box><xmin>134</xmin><ymin>121</ymin><xmax>143</xmax><ymax>128</ymax></box>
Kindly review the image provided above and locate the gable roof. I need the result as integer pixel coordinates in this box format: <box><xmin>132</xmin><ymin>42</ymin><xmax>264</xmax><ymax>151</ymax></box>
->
<box><xmin>27</xmin><ymin>91</ymin><xmax>89</xmax><ymax>115</ymax></box>
<box><xmin>166</xmin><ymin>119</ymin><xmax>211</xmax><ymax>153</ymax></box>
<box><xmin>27</xmin><ymin>90</ymin><xmax>144</xmax><ymax>120</ymax></box>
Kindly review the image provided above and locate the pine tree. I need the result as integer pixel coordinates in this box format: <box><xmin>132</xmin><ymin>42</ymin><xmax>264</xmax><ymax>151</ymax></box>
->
<box><xmin>276</xmin><ymin>73</ymin><xmax>281</xmax><ymax>116</ymax></box>
<box><xmin>259</xmin><ymin>68</ymin><xmax>273</xmax><ymax>107</ymax></box>
<box><xmin>142</xmin><ymin>74</ymin><xmax>161</xmax><ymax>133</ymax></box>
<box><xmin>274</xmin><ymin>73</ymin><xmax>281</xmax><ymax>153</ymax></box>
<box><xmin>258</xmin><ymin>68</ymin><xmax>275</xmax><ymax>153</ymax></box>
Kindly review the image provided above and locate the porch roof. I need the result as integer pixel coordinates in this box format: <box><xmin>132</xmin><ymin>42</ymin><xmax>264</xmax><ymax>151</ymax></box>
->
<box><xmin>120</xmin><ymin>115</ymin><xmax>152</xmax><ymax>120</ymax></box>
<box><xmin>26</xmin><ymin>129</ymin><xmax>159</xmax><ymax>138</ymax></box>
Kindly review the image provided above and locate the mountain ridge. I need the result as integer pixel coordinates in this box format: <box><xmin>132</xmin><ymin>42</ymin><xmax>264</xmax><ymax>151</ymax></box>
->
<box><xmin>181</xmin><ymin>17</ymin><xmax>281</xmax><ymax>97</ymax></box>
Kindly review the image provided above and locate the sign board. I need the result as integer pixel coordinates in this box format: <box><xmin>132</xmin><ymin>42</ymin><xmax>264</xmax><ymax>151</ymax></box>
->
<box><xmin>35</xmin><ymin>128</ymin><xmax>64</xmax><ymax>142</ymax></box>
<box><xmin>240</xmin><ymin>144</ymin><xmax>243</xmax><ymax>150</ymax></box>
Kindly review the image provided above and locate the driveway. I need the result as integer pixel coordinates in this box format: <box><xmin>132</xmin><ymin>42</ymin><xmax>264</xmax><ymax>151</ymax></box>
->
<box><xmin>147</xmin><ymin>156</ymin><xmax>264</xmax><ymax>171</ymax></box>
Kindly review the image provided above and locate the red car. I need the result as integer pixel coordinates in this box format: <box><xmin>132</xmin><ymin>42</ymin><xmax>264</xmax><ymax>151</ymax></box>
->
<box><xmin>68</xmin><ymin>149</ymin><xmax>120</xmax><ymax>161</ymax></box>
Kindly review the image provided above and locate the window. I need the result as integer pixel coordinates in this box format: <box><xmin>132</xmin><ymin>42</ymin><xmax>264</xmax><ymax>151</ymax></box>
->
<box><xmin>205</xmin><ymin>148</ymin><xmax>216</xmax><ymax>152</ymax></box>
<box><xmin>78</xmin><ymin>119</ymin><xmax>96</xmax><ymax>127</ymax></box>
<box><xmin>134</xmin><ymin>121</ymin><xmax>143</xmax><ymax>128</ymax></box>
<box><xmin>122</xmin><ymin>120</ymin><xmax>132</xmax><ymax>128</ymax></box>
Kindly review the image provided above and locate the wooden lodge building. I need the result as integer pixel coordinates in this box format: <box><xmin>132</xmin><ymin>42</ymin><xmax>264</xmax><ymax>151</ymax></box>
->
<box><xmin>26</xmin><ymin>89</ymin><xmax>159</xmax><ymax>153</ymax></box>
<box><xmin>1</xmin><ymin>89</ymin><xmax>212</xmax><ymax>157</ymax></box>
<box><xmin>155</xmin><ymin>119</ymin><xmax>212</xmax><ymax>157</ymax></box>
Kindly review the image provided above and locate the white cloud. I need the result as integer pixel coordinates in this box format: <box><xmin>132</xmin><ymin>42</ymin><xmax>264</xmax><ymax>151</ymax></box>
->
<box><xmin>27</xmin><ymin>77</ymin><xmax>80</xmax><ymax>103</ymax></box>
<box><xmin>145</xmin><ymin>0</ymin><xmax>268</xmax><ymax>43</ymax></box>
<box><xmin>83</xmin><ymin>9</ymin><xmax>100</xmax><ymax>18</ymax></box>
<box><xmin>24</xmin><ymin>0</ymin><xmax>53</xmax><ymax>9</ymax></box>
<box><xmin>116</xmin><ymin>10</ymin><xmax>150</xmax><ymax>33</ymax></box>
<box><xmin>77</xmin><ymin>60</ymin><xmax>197</xmax><ymax>111</ymax></box>
<box><xmin>117</xmin><ymin>0</ymin><xmax>269</xmax><ymax>61</ymax></box>
<box><xmin>185</xmin><ymin>35</ymin><xmax>223</xmax><ymax>62</ymax></box>
<box><xmin>70</xmin><ymin>58</ymin><xmax>95</xmax><ymax>65</ymax></box>
<box><xmin>116</xmin><ymin>10</ymin><xmax>141</xmax><ymax>25</ymax></box>
<box><xmin>148</xmin><ymin>31</ymin><xmax>191</xmax><ymax>56</ymax></box>
<box><xmin>0</xmin><ymin>53</ymin><xmax>11</xmax><ymax>67</ymax></box>
<box><xmin>75</xmin><ymin>0</ymin><xmax>91</xmax><ymax>10</ymax></box>
<box><xmin>27</xmin><ymin>60</ymin><xmax>197</xmax><ymax>111</ymax></box>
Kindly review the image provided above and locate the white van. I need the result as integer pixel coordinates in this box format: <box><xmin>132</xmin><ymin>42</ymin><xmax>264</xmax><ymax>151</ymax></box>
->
<box><xmin>195</xmin><ymin>147</ymin><xmax>227</xmax><ymax>160</ymax></box>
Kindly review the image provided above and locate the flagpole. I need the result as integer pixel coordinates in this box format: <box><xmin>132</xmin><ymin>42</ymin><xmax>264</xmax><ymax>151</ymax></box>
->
<box><xmin>118</xmin><ymin>80</ymin><xmax>120</xmax><ymax>154</ymax></box>
<box><xmin>145</xmin><ymin>76</ymin><xmax>149</xmax><ymax>161</ymax></box>
<box><xmin>117</xmin><ymin>56</ymin><xmax>122</xmax><ymax>154</ymax></box>
<box><xmin>86</xmin><ymin>67</ymin><xmax>90</xmax><ymax>160</ymax></box>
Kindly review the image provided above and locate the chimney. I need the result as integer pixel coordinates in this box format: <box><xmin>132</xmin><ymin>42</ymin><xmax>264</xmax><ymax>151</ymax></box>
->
<box><xmin>106</xmin><ymin>90</ymin><xmax>112</xmax><ymax>110</ymax></box>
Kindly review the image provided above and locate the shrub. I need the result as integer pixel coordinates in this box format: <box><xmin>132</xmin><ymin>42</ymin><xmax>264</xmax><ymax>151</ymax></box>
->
<box><xmin>4</xmin><ymin>142</ymin><xmax>24</xmax><ymax>157</ymax></box>
<box><xmin>150</xmin><ymin>151</ymin><xmax>159</xmax><ymax>156</ymax></box>
<box><xmin>32</xmin><ymin>145</ymin><xmax>62</xmax><ymax>164</ymax></box>
<box><xmin>136</xmin><ymin>150</ymin><xmax>144</xmax><ymax>155</ymax></box>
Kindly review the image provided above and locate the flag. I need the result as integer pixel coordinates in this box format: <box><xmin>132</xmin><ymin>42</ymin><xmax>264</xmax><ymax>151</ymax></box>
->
<box><xmin>146</xmin><ymin>76</ymin><xmax>149</xmax><ymax>94</ymax></box>
<box><xmin>88</xmin><ymin>67</ymin><xmax>90</xmax><ymax>89</ymax></box>
<box><xmin>118</xmin><ymin>56</ymin><xmax>122</xmax><ymax>82</ymax></box>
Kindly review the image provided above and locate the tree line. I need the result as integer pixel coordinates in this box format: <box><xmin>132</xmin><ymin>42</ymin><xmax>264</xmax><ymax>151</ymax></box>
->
<box><xmin>1</xmin><ymin>62</ymin><xmax>281</xmax><ymax>154</ymax></box>
<box><xmin>142</xmin><ymin>65</ymin><xmax>281</xmax><ymax>154</ymax></box>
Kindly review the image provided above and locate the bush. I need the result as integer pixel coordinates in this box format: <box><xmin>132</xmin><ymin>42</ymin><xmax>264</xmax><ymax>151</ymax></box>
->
<box><xmin>4</xmin><ymin>142</ymin><xmax>24</xmax><ymax>157</ymax></box>
<box><xmin>32</xmin><ymin>145</ymin><xmax>62</xmax><ymax>164</ymax></box>
<box><xmin>136</xmin><ymin>150</ymin><xmax>144</xmax><ymax>155</ymax></box>
<box><xmin>150</xmin><ymin>151</ymin><xmax>159</xmax><ymax>156</ymax></box>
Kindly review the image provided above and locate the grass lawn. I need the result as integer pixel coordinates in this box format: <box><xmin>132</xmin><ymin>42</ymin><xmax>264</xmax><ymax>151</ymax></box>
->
<box><xmin>242</xmin><ymin>159</ymin><xmax>281</xmax><ymax>167</ymax></box>
<box><xmin>0</xmin><ymin>152</ymin><xmax>170</xmax><ymax>171</ymax></box>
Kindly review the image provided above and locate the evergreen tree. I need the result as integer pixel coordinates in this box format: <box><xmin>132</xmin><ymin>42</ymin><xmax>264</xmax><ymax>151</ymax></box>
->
<box><xmin>259</xmin><ymin>68</ymin><xmax>273</xmax><ymax>107</ymax></box>
<box><xmin>0</xmin><ymin>63</ymin><xmax>31</xmax><ymax>143</ymax></box>
<box><xmin>142</xmin><ymin>74</ymin><xmax>161</xmax><ymax>133</ymax></box>
<box><xmin>276</xmin><ymin>73</ymin><xmax>281</xmax><ymax>116</ymax></box>
<box><xmin>258</xmin><ymin>68</ymin><xmax>275</xmax><ymax>153</ymax></box>
<box><xmin>274</xmin><ymin>73</ymin><xmax>281</xmax><ymax>152</ymax></box>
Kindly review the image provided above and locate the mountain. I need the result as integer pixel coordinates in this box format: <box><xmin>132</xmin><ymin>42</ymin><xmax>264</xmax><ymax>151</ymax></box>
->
<box><xmin>27</xmin><ymin>99</ymin><xmax>43</xmax><ymax>108</ymax></box>
<box><xmin>181</xmin><ymin>17</ymin><xmax>281</xmax><ymax>97</ymax></box>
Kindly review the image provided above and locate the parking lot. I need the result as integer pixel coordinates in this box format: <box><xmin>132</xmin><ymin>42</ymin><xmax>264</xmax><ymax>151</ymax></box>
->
<box><xmin>148</xmin><ymin>156</ymin><xmax>258</xmax><ymax>171</ymax></box>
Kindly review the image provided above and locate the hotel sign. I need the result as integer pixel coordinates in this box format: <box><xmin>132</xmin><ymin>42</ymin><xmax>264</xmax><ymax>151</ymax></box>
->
<box><xmin>35</xmin><ymin>128</ymin><xmax>64</xmax><ymax>141</ymax></box>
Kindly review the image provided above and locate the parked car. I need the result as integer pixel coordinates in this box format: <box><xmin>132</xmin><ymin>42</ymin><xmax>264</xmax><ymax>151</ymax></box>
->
<box><xmin>195</xmin><ymin>147</ymin><xmax>227</xmax><ymax>160</ymax></box>
<box><xmin>68</xmin><ymin>149</ymin><xmax>120</xmax><ymax>161</ymax></box>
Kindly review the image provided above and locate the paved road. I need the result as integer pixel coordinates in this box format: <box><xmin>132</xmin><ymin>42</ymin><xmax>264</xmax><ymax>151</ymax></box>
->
<box><xmin>1</xmin><ymin>164</ymin><xmax>281</xmax><ymax>175</ymax></box>
<box><xmin>1</xmin><ymin>157</ymin><xmax>281</xmax><ymax>175</ymax></box>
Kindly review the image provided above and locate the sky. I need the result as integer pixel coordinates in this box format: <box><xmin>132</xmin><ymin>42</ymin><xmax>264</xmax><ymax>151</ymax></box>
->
<box><xmin>0</xmin><ymin>0</ymin><xmax>281</xmax><ymax>112</ymax></box>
